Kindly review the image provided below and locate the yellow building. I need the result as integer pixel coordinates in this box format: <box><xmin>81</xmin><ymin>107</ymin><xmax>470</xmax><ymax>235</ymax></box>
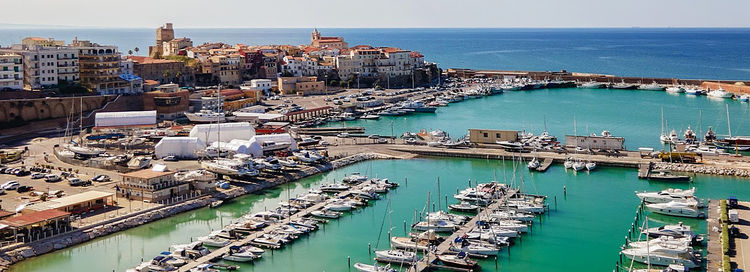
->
<box><xmin>277</xmin><ymin>76</ymin><xmax>325</xmax><ymax>95</ymax></box>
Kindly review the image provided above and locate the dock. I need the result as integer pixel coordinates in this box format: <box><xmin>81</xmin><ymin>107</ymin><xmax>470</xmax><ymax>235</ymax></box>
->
<box><xmin>177</xmin><ymin>181</ymin><xmax>381</xmax><ymax>271</ymax></box>
<box><xmin>408</xmin><ymin>188</ymin><xmax>520</xmax><ymax>272</ymax></box>
<box><xmin>533</xmin><ymin>158</ymin><xmax>553</xmax><ymax>172</ymax></box>
<box><xmin>637</xmin><ymin>162</ymin><xmax>652</xmax><ymax>179</ymax></box>
<box><xmin>296</xmin><ymin>126</ymin><xmax>366</xmax><ymax>136</ymax></box>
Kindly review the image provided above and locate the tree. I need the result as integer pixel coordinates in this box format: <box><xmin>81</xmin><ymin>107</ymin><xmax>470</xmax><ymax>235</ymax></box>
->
<box><xmin>134</xmin><ymin>47</ymin><xmax>140</xmax><ymax>54</ymax></box>
<box><xmin>162</xmin><ymin>70</ymin><xmax>172</xmax><ymax>83</ymax></box>
<box><xmin>175</xmin><ymin>71</ymin><xmax>183</xmax><ymax>83</ymax></box>
<box><xmin>128</xmin><ymin>50</ymin><xmax>133</xmax><ymax>55</ymax></box>
<box><xmin>281</xmin><ymin>70</ymin><xmax>293</xmax><ymax>77</ymax></box>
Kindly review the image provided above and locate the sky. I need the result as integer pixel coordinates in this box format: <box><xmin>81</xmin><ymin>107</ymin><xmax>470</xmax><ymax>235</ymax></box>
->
<box><xmin>2</xmin><ymin>0</ymin><xmax>750</xmax><ymax>28</ymax></box>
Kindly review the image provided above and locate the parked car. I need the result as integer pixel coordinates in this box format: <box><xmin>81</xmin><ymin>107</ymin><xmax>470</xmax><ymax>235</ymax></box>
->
<box><xmin>368</xmin><ymin>134</ymin><xmax>380</xmax><ymax>139</ymax></box>
<box><xmin>163</xmin><ymin>156</ymin><xmax>178</xmax><ymax>162</ymax></box>
<box><xmin>1</xmin><ymin>181</ymin><xmax>20</xmax><ymax>190</ymax></box>
<box><xmin>93</xmin><ymin>174</ymin><xmax>110</xmax><ymax>182</ymax></box>
<box><xmin>15</xmin><ymin>170</ymin><xmax>30</xmax><ymax>176</ymax></box>
<box><xmin>17</xmin><ymin>185</ymin><xmax>33</xmax><ymax>193</ymax></box>
<box><xmin>68</xmin><ymin>178</ymin><xmax>90</xmax><ymax>187</ymax></box>
<box><xmin>44</xmin><ymin>174</ymin><xmax>61</xmax><ymax>182</ymax></box>
<box><xmin>30</xmin><ymin>173</ymin><xmax>45</xmax><ymax>179</ymax></box>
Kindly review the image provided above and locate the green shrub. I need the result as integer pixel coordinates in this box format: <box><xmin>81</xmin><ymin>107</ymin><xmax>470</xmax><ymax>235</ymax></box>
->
<box><xmin>723</xmin><ymin>255</ymin><xmax>731</xmax><ymax>272</ymax></box>
<box><xmin>722</xmin><ymin>222</ymin><xmax>730</xmax><ymax>254</ymax></box>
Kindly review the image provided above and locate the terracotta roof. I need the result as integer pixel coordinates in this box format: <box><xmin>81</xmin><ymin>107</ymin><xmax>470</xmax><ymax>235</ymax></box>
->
<box><xmin>1</xmin><ymin>209</ymin><xmax>70</xmax><ymax>228</ymax></box>
<box><xmin>121</xmin><ymin>169</ymin><xmax>174</xmax><ymax>179</ymax></box>
<box><xmin>144</xmin><ymin>80</ymin><xmax>160</xmax><ymax>85</ymax></box>
<box><xmin>0</xmin><ymin>210</ymin><xmax>13</xmax><ymax>219</ymax></box>
<box><xmin>127</xmin><ymin>56</ymin><xmax>180</xmax><ymax>64</ymax></box>
<box><xmin>410</xmin><ymin>51</ymin><xmax>424</xmax><ymax>58</ymax></box>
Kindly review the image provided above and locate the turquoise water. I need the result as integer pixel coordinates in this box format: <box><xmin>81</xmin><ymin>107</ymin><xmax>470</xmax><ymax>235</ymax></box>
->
<box><xmin>324</xmin><ymin>88</ymin><xmax>750</xmax><ymax>149</ymax></box>
<box><xmin>11</xmin><ymin>158</ymin><xmax>750</xmax><ymax>272</ymax></box>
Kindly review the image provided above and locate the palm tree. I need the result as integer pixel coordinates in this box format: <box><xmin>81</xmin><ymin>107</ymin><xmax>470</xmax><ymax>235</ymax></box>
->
<box><xmin>128</xmin><ymin>50</ymin><xmax>133</xmax><ymax>55</ymax></box>
<box><xmin>162</xmin><ymin>70</ymin><xmax>171</xmax><ymax>83</ymax></box>
<box><xmin>134</xmin><ymin>47</ymin><xmax>140</xmax><ymax>55</ymax></box>
<box><xmin>175</xmin><ymin>71</ymin><xmax>182</xmax><ymax>84</ymax></box>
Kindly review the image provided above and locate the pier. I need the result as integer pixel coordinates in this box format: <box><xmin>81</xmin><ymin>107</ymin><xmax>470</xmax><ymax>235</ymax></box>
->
<box><xmin>177</xmin><ymin>180</ymin><xmax>387</xmax><ymax>271</ymax></box>
<box><xmin>637</xmin><ymin>162</ymin><xmax>652</xmax><ymax>179</ymax></box>
<box><xmin>409</xmin><ymin>188</ymin><xmax>520</xmax><ymax>272</ymax></box>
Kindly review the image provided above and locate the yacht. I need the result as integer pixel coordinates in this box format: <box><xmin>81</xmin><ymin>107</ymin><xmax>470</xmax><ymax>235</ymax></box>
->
<box><xmin>436</xmin><ymin>252</ymin><xmax>479</xmax><ymax>270</ymax></box>
<box><xmin>311</xmin><ymin>209</ymin><xmax>342</xmax><ymax>219</ymax></box>
<box><xmin>739</xmin><ymin>94</ymin><xmax>750</xmax><ymax>102</ymax></box>
<box><xmin>635</xmin><ymin>188</ymin><xmax>698</xmax><ymax>205</ymax></box>
<box><xmin>646</xmin><ymin>201</ymin><xmax>704</xmax><ymax>218</ymax></box>
<box><xmin>185</xmin><ymin>109</ymin><xmax>226</xmax><ymax>123</ymax></box>
<box><xmin>490</xmin><ymin>210</ymin><xmax>535</xmax><ymax>222</ymax></box>
<box><xmin>642</xmin><ymin>223</ymin><xmax>700</xmax><ymax>241</ymax></box>
<box><xmin>579</xmin><ymin>81</ymin><xmax>604</xmax><ymax>88</ymax></box>
<box><xmin>390</xmin><ymin>230</ymin><xmax>440</xmax><ymax>251</ymax></box>
<box><xmin>707</xmin><ymin>88</ymin><xmax>733</xmax><ymax>98</ymax></box>
<box><xmin>129</xmin><ymin>256</ymin><xmax>179</xmax><ymax>272</ymax></box>
<box><xmin>563</xmin><ymin>157</ymin><xmax>574</xmax><ymax>169</ymax></box>
<box><xmin>353</xmin><ymin>263</ymin><xmax>396</xmax><ymax>272</ymax></box>
<box><xmin>620</xmin><ymin>244</ymin><xmax>700</xmax><ymax>268</ymax></box>
<box><xmin>374</xmin><ymin>249</ymin><xmax>419</xmax><ymax>263</ymax></box>
<box><xmin>361</xmin><ymin>114</ymin><xmax>380</xmax><ymax>120</ymax></box>
<box><xmin>585</xmin><ymin>161</ymin><xmax>597</xmax><ymax>171</ymax></box>
<box><xmin>222</xmin><ymin>245</ymin><xmax>263</xmax><ymax>262</ymax></box>
<box><xmin>628</xmin><ymin>236</ymin><xmax>692</xmax><ymax>249</ymax></box>
<box><xmin>65</xmin><ymin>142</ymin><xmax>106</xmax><ymax>156</ymax></box>
<box><xmin>342</xmin><ymin>172</ymin><xmax>369</xmax><ymax>183</ymax></box>
<box><xmin>632</xmin><ymin>264</ymin><xmax>688</xmax><ymax>272</ymax></box>
<box><xmin>448</xmin><ymin>202</ymin><xmax>479</xmax><ymax>212</ymax></box>
<box><xmin>195</xmin><ymin>231</ymin><xmax>231</xmax><ymax>247</ymax></box>
<box><xmin>412</xmin><ymin>219</ymin><xmax>457</xmax><ymax>232</ymax></box>
<box><xmin>611</xmin><ymin>81</ymin><xmax>637</xmax><ymax>89</ymax></box>
<box><xmin>572</xmin><ymin>161</ymin><xmax>585</xmax><ymax>172</ymax></box>
<box><xmin>639</xmin><ymin>82</ymin><xmax>665</xmax><ymax>91</ymax></box>
<box><xmin>684</xmin><ymin>87</ymin><xmax>702</xmax><ymax>95</ymax></box>
<box><xmin>449</xmin><ymin>238</ymin><xmax>501</xmax><ymax>255</ymax></box>
<box><xmin>127</xmin><ymin>156</ymin><xmax>152</xmax><ymax>170</ymax></box>
<box><xmin>201</xmin><ymin>158</ymin><xmax>256</xmax><ymax>177</ymax></box>
<box><xmin>527</xmin><ymin>158</ymin><xmax>540</xmax><ymax>170</ymax></box>
<box><xmin>319</xmin><ymin>183</ymin><xmax>350</xmax><ymax>193</ymax></box>
<box><xmin>665</xmin><ymin>86</ymin><xmax>684</xmax><ymax>93</ymax></box>
<box><xmin>261</xmin><ymin>141</ymin><xmax>291</xmax><ymax>152</ymax></box>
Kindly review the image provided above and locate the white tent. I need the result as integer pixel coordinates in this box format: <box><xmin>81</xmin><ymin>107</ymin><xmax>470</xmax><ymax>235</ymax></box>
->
<box><xmin>154</xmin><ymin>137</ymin><xmax>206</xmax><ymax>159</ymax></box>
<box><xmin>210</xmin><ymin>141</ymin><xmax>250</xmax><ymax>155</ymax></box>
<box><xmin>188</xmin><ymin>122</ymin><xmax>255</xmax><ymax>145</ymax></box>
<box><xmin>252</xmin><ymin>133</ymin><xmax>297</xmax><ymax>151</ymax></box>
<box><xmin>95</xmin><ymin>110</ymin><xmax>157</xmax><ymax>127</ymax></box>
<box><xmin>229</xmin><ymin>139</ymin><xmax>264</xmax><ymax>157</ymax></box>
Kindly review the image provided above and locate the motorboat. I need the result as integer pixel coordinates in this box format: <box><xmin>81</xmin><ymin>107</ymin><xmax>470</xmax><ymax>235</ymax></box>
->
<box><xmin>620</xmin><ymin>245</ymin><xmax>700</xmax><ymax>268</ymax></box>
<box><xmin>496</xmin><ymin>140</ymin><xmax>523</xmax><ymax>150</ymax></box>
<box><xmin>129</xmin><ymin>256</ymin><xmax>179</xmax><ymax>272</ymax></box>
<box><xmin>311</xmin><ymin>209</ymin><xmax>342</xmax><ymax>219</ymax></box>
<box><xmin>127</xmin><ymin>156</ymin><xmax>152</xmax><ymax>170</ymax></box>
<box><xmin>189</xmin><ymin>264</ymin><xmax>221</xmax><ymax>272</ymax></box>
<box><xmin>585</xmin><ymin>161</ymin><xmax>597</xmax><ymax>171</ymax></box>
<box><xmin>412</xmin><ymin>219</ymin><xmax>457</xmax><ymax>232</ymax></box>
<box><xmin>65</xmin><ymin>143</ymin><xmax>106</xmax><ymax>156</ymax></box>
<box><xmin>563</xmin><ymin>157</ymin><xmax>574</xmax><ymax>169</ymax></box>
<box><xmin>739</xmin><ymin>94</ymin><xmax>750</xmax><ymax>102</ymax></box>
<box><xmin>665</xmin><ymin>86</ymin><xmax>684</xmax><ymax>93</ymax></box>
<box><xmin>374</xmin><ymin>249</ymin><xmax>419</xmax><ymax>263</ymax></box>
<box><xmin>436</xmin><ymin>252</ymin><xmax>479</xmax><ymax>270</ymax></box>
<box><xmin>684</xmin><ymin>87</ymin><xmax>702</xmax><ymax>95</ymax></box>
<box><xmin>579</xmin><ymin>81</ymin><xmax>604</xmax><ymax>88</ymax></box>
<box><xmin>611</xmin><ymin>81</ymin><xmax>637</xmax><ymax>89</ymax></box>
<box><xmin>571</xmin><ymin>161</ymin><xmax>585</xmax><ymax>171</ymax></box>
<box><xmin>449</xmin><ymin>238</ymin><xmax>500</xmax><ymax>255</ymax></box>
<box><xmin>343</xmin><ymin>172</ymin><xmax>368</xmax><ymax>183</ymax></box>
<box><xmin>353</xmin><ymin>263</ymin><xmax>396</xmax><ymax>272</ymax></box>
<box><xmin>647</xmin><ymin>170</ymin><xmax>691</xmax><ymax>182</ymax></box>
<box><xmin>222</xmin><ymin>245</ymin><xmax>262</xmax><ymax>262</ymax></box>
<box><xmin>635</xmin><ymin>187</ymin><xmax>698</xmax><ymax>204</ymax></box>
<box><xmin>632</xmin><ymin>264</ymin><xmax>688</xmax><ymax>272</ymax></box>
<box><xmin>628</xmin><ymin>235</ymin><xmax>692</xmax><ymax>249</ymax></box>
<box><xmin>646</xmin><ymin>201</ymin><xmax>704</xmax><ymax>218</ymax></box>
<box><xmin>390</xmin><ymin>230</ymin><xmax>440</xmax><ymax>251</ymax></box>
<box><xmin>490</xmin><ymin>210</ymin><xmax>535</xmax><ymax>222</ymax></box>
<box><xmin>707</xmin><ymin>88</ymin><xmax>733</xmax><ymax>98</ymax></box>
<box><xmin>466</xmin><ymin>226</ymin><xmax>518</xmax><ymax>239</ymax></box>
<box><xmin>427</xmin><ymin>211</ymin><xmax>469</xmax><ymax>224</ymax></box>
<box><xmin>277</xmin><ymin>159</ymin><xmax>298</xmax><ymax>168</ymax></box>
<box><xmin>361</xmin><ymin>114</ymin><xmax>380</xmax><ymax>120</ymax></box>
<box><xmin>641</xmin><ymin>222</ymin><xmax>699</xmax><ymax>240</ymax></box>
<box><xmin>527</xmin><ymin>158</ymin><xmax>540</xmax><ymax>170</ymax></box>
<box><xmin>639</xmin><ymin>82</ymin><xmax>664</xmax><ymax>91</ymax></box>
<box><xmin>185</xmin><ymin>109</ymin><xmax>226</xmax><ymax>123</ymax></box>
<box><xmin>448</xmin><ymin>202</ymin><xmax>479</xmax><ymax>212</ymax></box>
<box><xmin>195</xmin><ymin>231</ymin><xmax>231</xmax><ymax>247</ymax></box>
<box><xmin>319</xmin><ymin>183</ymin><xmax>350</xmax><ymax>193</ymax></box>
<box><xmin>201</xmin><ymin>158</ymin><xmax>256</xmax><ymax>177</ymax></box>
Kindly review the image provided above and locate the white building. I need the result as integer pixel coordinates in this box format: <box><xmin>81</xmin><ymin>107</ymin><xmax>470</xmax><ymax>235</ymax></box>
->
<box><xmin>0</xmin><ymin>54</ymin><xmax>23</xmax><ymax>91</ymax></box>
<box><xmin>95</xmin><ymin>110</ymin><xmax>157</xmax><ymax>128</ymax></box>
<box><xmin>188</xmin><ymin>122</ymin><xmax>256</xmax><ymax>145</ymax></box>
<box><xmin>282</xmin><ymin>56</ymin><xmax>325</xmax><ymax>77</ymax></box>
<box><xmin>240</xmin><ymin>79</ymin><xmax>273</xmax><ymax>93</ymax></box>
<box><xmin>1</xmin><ymin>45</ymin><xmax>79</xmax><ymax>90</ymax></box>
<box><xmin>155</xmin><ymin>137</ymin><xmax>206</xmax><ymax>159</ymax></box>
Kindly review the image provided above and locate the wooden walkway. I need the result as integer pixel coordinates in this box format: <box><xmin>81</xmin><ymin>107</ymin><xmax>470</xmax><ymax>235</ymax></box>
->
<box><xmin>637</xmin><ymin>162</ymin><xmax>652</xmax><ymax>179</ymax></box>
<box><xmin>534</xmin><ymin>158</ymin><xmax>553</xmax><ymax>172</ymax></box>
<box><xmin>408</xmin><ymin>188</ymin><xmax>519</xmax><ymax>272</ymax></box>
<box><xmin>178</xmin><ymin>182</ymin><xmax>373</xmax><ymax>271</ymax></box>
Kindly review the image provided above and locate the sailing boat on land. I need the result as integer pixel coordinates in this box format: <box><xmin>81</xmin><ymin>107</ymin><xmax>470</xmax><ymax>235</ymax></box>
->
<box><xmin>65</xmin><ymin>97</ymin><xmax>105</xmax><ymax>156</ymax></box>
<box><xmin>571</xmin><ymin>117</ymin><xmax>585</xmax><ymax>171</ymax></box>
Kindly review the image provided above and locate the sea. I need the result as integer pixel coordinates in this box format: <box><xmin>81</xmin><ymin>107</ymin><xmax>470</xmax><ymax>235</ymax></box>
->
<box><xmin>1</xmin><ymin>28</ymin><xmax>750</xmax><ymax>80</ymax></box>
<box><xmin>4</xmin><ymin>28</ymin><xmax>750</xmax><ymax>272</ymax></box>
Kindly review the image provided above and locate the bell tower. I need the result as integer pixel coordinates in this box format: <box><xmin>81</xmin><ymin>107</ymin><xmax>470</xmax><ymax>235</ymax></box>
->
<box><xmin>311</xmin><ymin>28</ymin><xmax>321</xmax><ymax>43</ymax></box>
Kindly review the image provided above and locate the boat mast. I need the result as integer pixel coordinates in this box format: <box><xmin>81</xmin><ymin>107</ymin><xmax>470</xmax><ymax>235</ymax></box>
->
<box><xmin>699</xmin><ymin>109</ymin><xmax>703</xmax><ymax>142</ymax></box>
<box><xmin>216</xmin><ymin>85</ymin><xmax>222</xmax><ymax>158</ymax></box>
<box><xmin>79</xmin><ymin>97</ymin><xmax>84</xmax><ymax>146</ymax></box>
<box><xmin>726</xmin><ymin>104</ymin><xmax>732</xmax><ymax>138</ymax></box>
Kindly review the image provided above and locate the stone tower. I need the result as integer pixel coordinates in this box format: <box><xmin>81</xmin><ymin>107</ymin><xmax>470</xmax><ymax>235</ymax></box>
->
<box><xmin>150</xmin><ymin>23</ymin><xmax>175</xmax><ymax>58</ymax></box>
<box><xmin>311</xmin><ymin>28</ymin><xmax>321</xmax><ymax>43</ymax></box>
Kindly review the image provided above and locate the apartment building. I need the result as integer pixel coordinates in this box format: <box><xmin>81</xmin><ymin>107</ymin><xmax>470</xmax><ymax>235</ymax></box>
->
<box><xmin>71</xmin><ymin>39</ymin><xmax>130</xmax><ymax>94</ymax></box>
<box><xmin>0</xmin><ymin>54</ymin><xmax>23</xmax><ymax>91</ymax></box>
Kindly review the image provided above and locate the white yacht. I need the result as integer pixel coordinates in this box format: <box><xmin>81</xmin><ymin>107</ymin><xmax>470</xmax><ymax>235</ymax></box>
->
<box><xmin>579</xmin><ymin>81</ymin><xmax>604</xmax><ymax>88</ymax></box>
<box><xmin>527</xmin><ymin>158</ymin><xmax>540</xmax><ymax>169</ymax></box>
<box><xmin>684</xmin><ymin>87</ymin><xmax>702</xmax><ymax>95</ymax></box>
<box><xmin>585</xmin><ymin>161</ymin><xmax>596</xmax><ymax>171</ymax></box>
<box><xmin>628</xmin><ymin>236</ymin><xmax>692</xmax><ymax>249</ymax></box>
<box><xmin>448</xmin><ymin>202</ymin><xmax>480</xmax><ymax>212</ymax></box>
<box><xmin>563</xmin><ymin>158</ymin><xmax>574</xmax><ymax>169</ymax></box>
<box><xmin>646</xmin><ymin>201</ymin><xmax>704</xmax><ymax>218</ymax></box>
<box><xmin>642</xmin><ymin>223</ymin><xmax>699</xmax><ymax>240</ymax></box>
<box><xmin>707</xmin><ymin>88</ymin><xmax>733</xmax><ymax>98</ymax></box>
<box><xmin>639</xmin><ymin>82</ymin><xmax>664</xmax><ymax>91</ymax></box>
<box><xmin>222</xmin><ymin>245</ymin><xmax>263</xmax><ymax>262</ymax></box>
<box><xmin>572</xmin><ymin>161</ymin><xmax>585</xmax><ymax>172</ymax></box>
<box><xmin>353</xmin><ymin>263</ymin><xmax>396</xmax><ymax>272</ymax></box>
<box><xmin>201</xmin><ymin>158</ymin><xmax>256</xmax><ymax>177</ymax></box>
<box><xmin>65</xmin><ymin>143</ymin><xmax>106</xmax><ymax>156</ymax></box>
<box><xmin>620</xmin><ymin>244</ymin><xmax>700</xmax><ymax>268</ymax></box>
<box><xmin>374</xmin><ymin>249</ymin><xmax>419</xmax><ymax>263</ymax></box>
<box><xmin>490</xmin><ymin>210</ymin><xmax>535</xmax><ymax>222</ymax></box>
<box><xmin>665</xmin><ymin>86</ymin><xmax>684</xmax><ymax>93</ymax></box>
<box><xmin>311</xmin><ymin>209</ymin><xmax>342</xmax><ymax>219</ymax></box>
<box><xmin>185</xmin><ymin>109</ymin><xmax>226</xmax><ymax>123</ymax></box>
<box><xmin>635</xmin><ymin>188</ymin><xmax>700</xmax><ymax>205</ymax></box>
<box><xmin>195</xmin><ymin>231</ymin><xmax>231</xmax><ymax>247</ymax></box>
<box><xmin>412</xmin><ymin>219</ymin><xmax>457</xmax><ymax>232</ymax></box>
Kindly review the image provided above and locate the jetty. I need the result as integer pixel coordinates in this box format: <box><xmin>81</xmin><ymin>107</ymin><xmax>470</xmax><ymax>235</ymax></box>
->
<box><xmin>409</xmin><ymin>188</ymin><xmax>520</xmax><ymax>272</ymax></box>
<box><xmin>177</xmin><ymin>180</ymin><xmax>388</xmax><ymax>271</ymax></box>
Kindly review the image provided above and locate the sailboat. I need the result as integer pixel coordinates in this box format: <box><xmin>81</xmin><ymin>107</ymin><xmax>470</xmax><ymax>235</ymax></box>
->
<box><xmin>715</xmin><ymin>104</ymin><xmax>750</xmax><ymax>151</ymax></box>
<box><xmin>65</xmin><ymin>97</ymin><xmax>105</xmax><ymax>156</ymax></box>
<box><xmin>571</xmin><ymin>118</ymin><xmax>585</xmax><ymax>172</ymax></box>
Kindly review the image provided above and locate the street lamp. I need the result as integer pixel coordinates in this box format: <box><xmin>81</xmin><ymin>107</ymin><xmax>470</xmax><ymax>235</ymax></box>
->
<box><xmin>324</xmin><ymin>74</ymin><xmax>328</xmax><ymax>96</ymax></box>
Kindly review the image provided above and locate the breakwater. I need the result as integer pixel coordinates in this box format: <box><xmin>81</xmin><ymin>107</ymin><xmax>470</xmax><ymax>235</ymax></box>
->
<box><xmin>652</xmin><ymin>162</ymin><xmax>750</xmax><ymax>178</ymax></box>
<box><xmin>0</xmin><ymin>152</ymin><xmax>389</xmax><ymax>271</ymax></box>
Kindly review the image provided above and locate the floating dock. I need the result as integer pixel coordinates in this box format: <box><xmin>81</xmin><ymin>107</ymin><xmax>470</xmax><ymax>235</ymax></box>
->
<box><xmin>408</xmin><ymin>188</ymin><xmax>520</xmax><ymax>272</ymax></box>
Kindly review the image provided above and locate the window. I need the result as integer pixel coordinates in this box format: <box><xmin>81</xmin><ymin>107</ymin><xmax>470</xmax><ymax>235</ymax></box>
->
<box><xmin>483</xmin><ymin>133</ymin><xmax>488</xmax><ymax>137</ymax></box>
<box><xmin>496</xmin><ymin>133</ymin><xmax>501</xmax><ymax>138</ymax></box>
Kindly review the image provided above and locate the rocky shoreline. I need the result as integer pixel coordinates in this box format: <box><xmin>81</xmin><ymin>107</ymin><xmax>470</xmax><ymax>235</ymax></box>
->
<box><xmin>0</xmin><ymin>152</ymin><xmax>390</xmax><ymax>271</ymax></box>
<box><xmin>653</xmin><ymin>162</ymin><xmax>750</xmax><ymax>178</ymax></box>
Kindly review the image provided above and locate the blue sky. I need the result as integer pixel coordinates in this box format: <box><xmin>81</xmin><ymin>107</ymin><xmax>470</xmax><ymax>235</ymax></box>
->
<box><xmin>4</xmin><ymin>0</ymin><xmax>750</xmax><ymax>28</ymax></box>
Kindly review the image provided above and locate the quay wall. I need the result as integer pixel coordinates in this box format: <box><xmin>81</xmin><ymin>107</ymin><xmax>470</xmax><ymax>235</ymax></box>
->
<box><xmin>653</xmin><ymin>162</ymin><xmax>750</xmax><ymax>178</ymax></box>
<box><xmin>445</xmin><ymin>68</ymin><xmax>750</xmax><ymax>87</ymax></box>
<box><xmin>0</xmin><ymin>152</ymin><xmax>389</xmax><ymax>271</ymax></box>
